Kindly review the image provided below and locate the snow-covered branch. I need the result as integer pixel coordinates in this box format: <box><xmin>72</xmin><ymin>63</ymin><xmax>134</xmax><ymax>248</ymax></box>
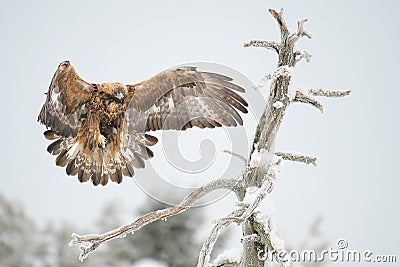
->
<box><xmin>222</xmin><ymin>149</ymin><xmax>247</xmax><ymax>164</ymax></box>
<box><xmin>243</xmin><ymin>40</ymin><xmax>279</xmax><ymax>53</ymax></box>
<box><xmin>291</xmin><ymin>18</ymin><xmax>314</xmax><ymax>41</ymax></box>
<box><xmin>276</xmin><ymin>151</ymin><xmax>317</xmax><ymax>166</ymax></box>
<box><xmin>293</xmin><ymin>91</ymin><xmax>324</xmax><ymax>113</ymax></box>
<box><xmin>292</xmin><ymin>87</ymin><xmax>351</xmax><ymax>112</ymax></box>
<box><xmin>197</xmin><ymin>209</ymin><xmax>243</xmax><ymax>267</ymax></box>
<box><xmin>294</xmin><ymin>49</ymin><xmax>312</xmax><ymax>63</ymax></box>
<box><xmin>308</xmin><ymin>88</ymin><xmax>352</xmax><ymax>98</ymax></box>
<box><xmin>69</xmin><ymin>178</ymin><xmax>240</xmax><ymax>261</ymax></box>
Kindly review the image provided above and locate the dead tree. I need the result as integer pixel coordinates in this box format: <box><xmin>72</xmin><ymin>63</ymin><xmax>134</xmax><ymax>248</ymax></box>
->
<box><xmin>70</xmin><ymin>8</ymin><xmax>350</xmax><ymax>267</ymax></box>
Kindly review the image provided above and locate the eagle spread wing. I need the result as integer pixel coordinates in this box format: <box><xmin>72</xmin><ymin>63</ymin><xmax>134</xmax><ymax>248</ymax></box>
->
<box><xmin>127</xmin><ymin>67</ymin><xmax>248</xmax><ymax>131</ymax></box>
<box><xmin>38</xmin><ymin>61</ymin><xmax>94</xmax><ymax>138</ymax></box>
<box><xmin>38</xmin><ymin>61</ymin><xmax>248</xmax><ymax>186</ymax></box>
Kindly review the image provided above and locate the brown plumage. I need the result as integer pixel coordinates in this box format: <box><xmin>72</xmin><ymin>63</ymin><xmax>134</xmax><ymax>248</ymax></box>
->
<box><xmin>38</xmin><ymin>60</ymin><xmax>248</xmax><ymax>186</ymax></box>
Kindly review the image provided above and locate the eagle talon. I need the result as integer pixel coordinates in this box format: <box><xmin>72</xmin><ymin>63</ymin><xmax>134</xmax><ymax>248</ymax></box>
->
<box><xmin>98</xmin><ymin>134</ymin><xmax>107</xmax><ymax>148</ymax></box>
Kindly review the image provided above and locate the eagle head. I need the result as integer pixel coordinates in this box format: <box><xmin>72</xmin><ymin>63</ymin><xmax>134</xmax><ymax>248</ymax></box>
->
<box><xmin>60</xmin><ymin>60</ymin><xmax>70</xmax><ymax>67</ymax></box>
<box><xmin>58</xmin><ymin>60</ymin><xmax>74</xmax><ymax>72</ymax></box>
<box><xmin>109</xmin><ymin>85</ymin><xmax>126</xmax><ymax>104</ymax></box>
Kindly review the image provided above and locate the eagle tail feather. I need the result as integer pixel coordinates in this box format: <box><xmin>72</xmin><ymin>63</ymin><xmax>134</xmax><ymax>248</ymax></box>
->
<box><xmin>45</xmin><ymin>131</ymin><xmax>156</xmax><ymax>186</ymax></box>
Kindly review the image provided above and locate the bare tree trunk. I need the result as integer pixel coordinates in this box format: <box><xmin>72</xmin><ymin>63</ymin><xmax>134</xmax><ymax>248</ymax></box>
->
<box><xmin>239</xmin><ymin>9</ymin><xmax>313</xmax><ymax>266</ymax></box>
<box><xmin>241</xmin><ymin>220</ymin><xmax>265</xmax><ymax>267</ymax></box>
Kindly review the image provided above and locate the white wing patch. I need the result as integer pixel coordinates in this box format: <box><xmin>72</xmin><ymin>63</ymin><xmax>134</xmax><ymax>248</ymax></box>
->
<box><xmin>168</xmin><ymin>96</ymin><xmax>174</xmax><ymax>109</ymax></box>
<box><xmin>75</xmin><ymin>80</ymin><xmax>92</xmax><ymax>91</ymax></box>
<box><xmin>66</xmin><ymin>142</ymin><xmax>81</xmax><ymax>160</ymax></box>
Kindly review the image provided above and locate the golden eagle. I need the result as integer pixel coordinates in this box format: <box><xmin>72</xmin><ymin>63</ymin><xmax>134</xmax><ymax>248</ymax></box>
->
<box><xmin>38</xmin><ymin>61</ymin><xmax>248</xmax><ymax>186</ymax></box>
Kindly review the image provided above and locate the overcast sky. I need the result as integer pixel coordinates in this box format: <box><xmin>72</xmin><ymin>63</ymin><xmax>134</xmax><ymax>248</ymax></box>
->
<box><xmin>1</xmin><ymin>0</ymin><xmax>399</xmax><ymax>265</ymax></box>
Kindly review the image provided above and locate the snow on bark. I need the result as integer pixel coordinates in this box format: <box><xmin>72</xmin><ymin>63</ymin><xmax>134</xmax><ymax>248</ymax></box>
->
<box><xmin>213</xmin><ymin>248</ymin><xmax>242</xmax><ymax>266</ymax></box>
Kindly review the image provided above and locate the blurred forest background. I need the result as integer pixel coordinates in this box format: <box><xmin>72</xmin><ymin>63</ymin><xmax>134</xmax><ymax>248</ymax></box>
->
<box><xmin>0</xmin><ymin>192</ymin><xmax>219</xmax><ymax>267</ymax></box>
<box><xmin>0</xmin><ymin>192</ymin><xmax>327</xmax><ymax>267</ymax></box>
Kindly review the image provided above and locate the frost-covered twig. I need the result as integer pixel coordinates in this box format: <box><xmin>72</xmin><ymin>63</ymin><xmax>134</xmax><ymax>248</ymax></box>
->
<box><xmin>197</xmin><ymin>209</ymin><xmax>244</xmax><ymax>267</ymax></box>
<box><xmin>292</xmin><ymin>18</ymin><xmax>313</xmax><ymax>41</ymax></box>
<box><xmin>293</xmin><ymin>87</ymin><xmax>352</xmax><ymax>112</ymax></box>
<box><xmin>275</xmin><ymin>151</ymin><xmax>317</xmax><ymax>166</ymax></box>
<box><xmin>244</xmin><ymin>40</ymin><xmax>279</xmax><ymax>53</ymax></box>
<box><xmin>309</xmin><ymin>88</ymin><xmax>351</xmax><ymax>98</ymax></box>
<box><xmin>268</xmin><ymin>9</ymin><xmax>290</xmax><ymax>38</ymax></box>
<box><xmin>222</xmin><ymin>149</ymin><xmax>247</xmax><ymax>163</ymax></box>
<box><xmin>293</xmin><ymin>91</ymin><xmax>324</xmax><ymax>113</ymax></box>
<box><xmin>294</xmin><ymin>49</ymin><xmax>312</xmax><ymax>63</ymax></box>
<box><xmin>70</xmin><ymin>178</ymin><xmax>240</xmax><ymax>261</ymax></box>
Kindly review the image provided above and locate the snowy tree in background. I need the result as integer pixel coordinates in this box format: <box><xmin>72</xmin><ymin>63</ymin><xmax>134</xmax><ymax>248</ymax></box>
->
<box><xmin>0</xmin><ymin>194</ymin><xmax>41</xmax><ymax>267</ymax></box>
<box><xmin>130</xmin><ymin>199</ymin><xmax>203</xmax><ymax>267</ymax></box>
<box><xmin>0</xmin><ymin>194</ymin><xmax>102</xmax><ymax>266</ymax></box>
<box><xmin>0</xmin><ymin>193</ymin><xmax>213</xmax><ymax>267</ymax></box>
<box><xmin>93</xmin><ymin>198</ymin><xmax>206</xmax><ymax>267</ymax></box>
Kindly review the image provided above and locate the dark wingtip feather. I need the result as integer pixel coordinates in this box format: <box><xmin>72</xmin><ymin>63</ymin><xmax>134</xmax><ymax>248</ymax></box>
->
<box><xmin>55</xmin><ymin>150</ymin><xmax>69</xmax><ymax>167</ymax></box>
<box><xmin>230</xmin><ymin>101</ymin><xmax>248</xmax><ymax>114</ymax></box>
<box><xmin>47</xmin><ymin>139</ymin><xmax>63</xmax><ymax>155</ymax></box>
<box><xmin>78</xmin><ymin>169</ymin><xmax>84</xmax><ymax>182</ymax></box>
<box><xmin>100</xmin><ymin>174</ymin><xmax>109</xmax><ymax>186</ymax></box>
<box><xmin>125</xmin><ymin>162</ymin><xmax>135</xmax><ymax>177</ymax></box>
<box><xmin>132</xmin><ymin>153</ymin><xmax>145</xmax><ymax>168</ymax></box>
<box><xmin>145</xmin><ymin>134</ymin><xmax>158</xmax><ymax>146</ymax></box>
<box><xmin>66</xmin><ymin>159</ymin><xmax>78</xmax><ymax>176</ymax></box>
<box><xmin>110</xmin><ymin>168</ymin><xmax>123</xmax><ymax>184</ymax></box>
<box><xmin>146</xmin><ymin>147</ymin><xmax>154</xmax><ymax>158</ymax></box>
<box><xmin>78</xmin><ymin>169</ymin><xmax>91</xmax><ymax>183</ymax></box>
<box><xmin>224</xmin><ymin>88</ymin><xmax>249</xmax><ymax>107</ymax></box>
<box><xmin>44</xmin><ymin>130</ymin><xmax>59</xmax><ymax>140</ymax></box>
<box><xmin>91</xmin><ymin>172</ymin><xmax>101</xmax><ymax>186</ymax></box>
<box><xmin>202</xmin><ymin>72</ymin><xmax>233</xmax><ymax>81</ymax></box>
<box><xmin>209</xmin><ymin>79</ymin><xmax>245</xmax><ymax>93</ymax></box>
<box><xmin>122</xmin><ymin>167</ymin><xmax>132</xmax><ymax>177</ymax></box>
<box><xmin>110</xmin><ymin>171</ymin><xmax>117</xmax><ymax>183</ymax></box>
<box><xmin>116</xmin><ymin>168</ymin><xmax>123</xmax><ymax>183</ymax></box>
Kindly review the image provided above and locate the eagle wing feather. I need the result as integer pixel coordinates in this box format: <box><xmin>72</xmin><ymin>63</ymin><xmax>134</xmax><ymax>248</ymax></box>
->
<box><xmin>126</xmin><ymin>67</ymin><xmax>248</xmax><ymax>132</ymax></box>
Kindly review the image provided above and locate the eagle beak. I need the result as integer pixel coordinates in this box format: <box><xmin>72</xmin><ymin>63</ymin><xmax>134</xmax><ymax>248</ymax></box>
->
<box><xmin>115</xmin><ymin>92</ymin><xmax>125</xmax><ymax>104</ymax></box>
